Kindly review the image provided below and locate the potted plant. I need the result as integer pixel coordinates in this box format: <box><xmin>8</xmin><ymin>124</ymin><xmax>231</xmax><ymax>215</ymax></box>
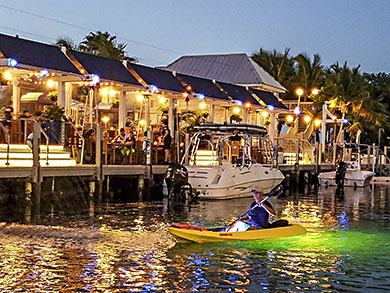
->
<box><xmin>42</xmin><ymin>105</ymin><xmax>64</xmax><ymax>144</ymax></box>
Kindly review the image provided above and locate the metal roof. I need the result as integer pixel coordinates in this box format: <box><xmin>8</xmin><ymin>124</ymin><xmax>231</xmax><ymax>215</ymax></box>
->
<box><xmin>251</xmin><ymin>88</ymin><xmax>288</xmax><ymax>110</ymax></box>
<box><xmin>128</xmin><ymin>63</ymin><xmax>185</xmax><ymax>93</ymax></box>
<box><xmin>0</xmin><ymin>33</ymin><xmax>80</xmax><ymax>74</ymax></box>
<box><xmin>70</xmin><ymin>50</ymin><xmax>140</xmax><ymax>86</ymax></box>
<box><xmin>217</xmin><ymin>81</ymin><xmax>260</xmax><ymax>105</ymax></box>
<box><xmin>177</xmin><ymin>73</ymin><xmax>230</xmax><ymax>101</ymax></box>
<box><xmin>164</xmin><ymin>53</ymin><xmax>286</xmax><ymax>93</ymax></box>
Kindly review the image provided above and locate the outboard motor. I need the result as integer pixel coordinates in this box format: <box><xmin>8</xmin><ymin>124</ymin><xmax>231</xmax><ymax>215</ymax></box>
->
<box><xmin>164</xmin><ymin>163</ymin><xmax>194</xmax><ymax>201</ymax></box>
<box><xmin>335</xmin><ymin>161</ymin><xmax>348</xmax><ymax>189</ymax></box>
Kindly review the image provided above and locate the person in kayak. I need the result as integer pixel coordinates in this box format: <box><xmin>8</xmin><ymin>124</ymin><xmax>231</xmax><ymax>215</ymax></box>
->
<box><xmin>247</xmin><ymin>188</ymin><xmax>289</xmax><ymax>229</ymax></box>
<box><xmin>247</xmin><ymin>189</ymin><xmax>276</xmax><ymax>228</ymax></box>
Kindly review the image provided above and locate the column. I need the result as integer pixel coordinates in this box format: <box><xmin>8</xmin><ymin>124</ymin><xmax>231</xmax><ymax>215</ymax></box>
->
<box><xmin>57</xmin><ymin>81</ymin><xmax>66</xmax><ymax>108</ymax></box>
<box><xmin>65</xmin><ymin>83</ymin><xmax>72</xmax><ymax>117</ymax></box>
<box><xmin>12</xmin><ymin>79</ymin><xmax>21</xmax><ymax>114</ymax></box>
<box><xmin>118</xmin><ymin>91</ymin><xmax>126</xmax><ymax>129</ymax></box>
<box><xmin>168</xmin><ymin>97</ymin><xmax>174</xmax><ymax>135</ymax></box>
<box><xmin>210</xmin><ymin>104</ymin><xmax>215</xmax><ymax>122</ymax></box>
<box><xmin>321</xmin><ymin>104</ymin><xmax>326</xmax><ymax>154</ymax></box>
<box><xmin>242</xmin><ymin>109</ymin><xmax>248</xmax><ymax>124</ymax></box>
<box><xmin>269</xmin><ymin>112</ymin><xmax>276</xmax><ymax>144</ymax></box>
<box><xmin>89</xmin><ymin>88</ymin><xmax>94</xmax><ymax>125</ymax></box>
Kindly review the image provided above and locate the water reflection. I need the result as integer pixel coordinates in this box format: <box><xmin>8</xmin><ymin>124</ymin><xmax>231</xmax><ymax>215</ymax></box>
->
<box><xmin>0</xmin><ymin>184</ymin><xmax>390</xmax><ymax>291</ymax></box>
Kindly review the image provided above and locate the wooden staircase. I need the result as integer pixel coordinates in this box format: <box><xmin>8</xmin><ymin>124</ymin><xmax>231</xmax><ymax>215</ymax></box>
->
<box><xmin>0</xmin><ymin>144</ymin><xmax>77</xmax><ymax>167</ymax></box>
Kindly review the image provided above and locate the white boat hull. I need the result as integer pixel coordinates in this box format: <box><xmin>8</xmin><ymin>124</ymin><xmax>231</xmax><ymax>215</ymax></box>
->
<box><xmin>187</xmin><ymin>163</ymin><xmax>284</xmax><ymax>199</ymax></box>
<box><xmin>318</xmin><ymin>170</ymin><xmax>374</xmax><ymax>187</ymax></box>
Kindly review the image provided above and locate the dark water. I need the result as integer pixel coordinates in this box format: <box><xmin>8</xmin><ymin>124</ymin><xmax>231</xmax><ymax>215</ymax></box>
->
<box><xmin>1</xmin><ymin>183</ymin><xmax>390</xmax><ymax>292</ymax></box>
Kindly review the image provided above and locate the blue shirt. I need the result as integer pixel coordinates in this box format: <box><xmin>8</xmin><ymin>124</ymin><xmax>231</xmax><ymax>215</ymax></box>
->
<box><xmin>248</xmin><ymin>200</ymin><xmax>274</xmax><ymax>228</ymax></box>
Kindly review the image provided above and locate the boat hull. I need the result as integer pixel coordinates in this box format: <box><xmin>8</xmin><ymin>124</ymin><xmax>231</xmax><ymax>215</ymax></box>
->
<box><xmin>169</xmin><ymin>224</ymin><xmax>306</xmax><ymax>243</ymax></box>
<box><xmin>318</xmin><ymin>170</ymin><xmax>374</xmax><ymax>187</ymax></box>
<box><xmin>188</xmin><ymin>164</ymin><xmax>285</xmax><ymax>199</ymax></box>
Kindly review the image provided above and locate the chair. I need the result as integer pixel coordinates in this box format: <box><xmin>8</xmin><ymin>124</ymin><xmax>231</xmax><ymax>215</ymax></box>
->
<box><xmin>11</xmin><ymin>119</ymin><xmax>23</xmax><ymax>143</ymax></box>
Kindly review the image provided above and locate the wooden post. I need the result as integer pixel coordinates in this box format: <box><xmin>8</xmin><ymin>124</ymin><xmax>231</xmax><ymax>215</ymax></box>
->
<box><xmin>270</xmin><ymin>112</ymin><xmax>276</xmax><ymax>144</ymax></box>
<box><xmin>25</xmin><ymin>181</ymin><xmax>32</xmax><ymax>224</ymax></box>
<box><xmin>96</xmin><ymin>127</ymin><xmax>103</xmax><ymax>202</ymax></box>
<box><xmin>185</xmin><ymin>133</ymin><xmax>190</xmax><ymax>165</ymax></box>
<box><xmin>118</xmin><ymin>91</ymin><xmax>126</xmax><ymax>129</ymax></box>
<box><xmin>31</xmin><ymin>122</ymin><xmax>42</xmax><ymax>224</ymax></box>
<box><xmin>12</xmin><ymin>79</ymin><xmax>21</xmax><ymax>114</ymax></box>
<box><xmin>138</xmin><ymin>175</ymin><xmax>144</xmax><ymax>201</ymax></box>
<box><xmin>367</xmin><ymin>145</ymin><xmax>371</xmax><ymax>170</ymax></box>
<box><xmin>65</xmin><ymin>83</ymin><xmax>72</xmax><ymax>117</ymax></box>
<box><xmin>210</xmin><ymin>104</ymin><xmax>215</xmax><ymax>122</ymax></box>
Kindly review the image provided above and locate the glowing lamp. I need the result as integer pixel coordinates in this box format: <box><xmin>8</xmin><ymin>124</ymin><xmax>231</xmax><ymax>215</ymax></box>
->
<box><xmin>233</xmin><ymin>107</ymin><xmax>240</xmax><ymax>114</ymax></box>
<box><xmin>286</xmin><ymin>115</ymin><xmax>294</xmax><ymax>123</ymax></box>
<box><xmin>235</xmin><ymin>100</ymin><xmax>243</xmax><ymax>106</ymax></box>
<box><xmin>136</xmin><ymin>94</ymin><xmax>144</xmax><ymax>102</ymax></box>
<box><xmin>314</xmin><ymin>119</ymin><xmax>321</xmax><ymax>127</ymax></box>
<box><xmin>245</xmin><ymin>102</ymin><xmax>251</xmax><ymax>108</ymax></box>
<box><xmin>343</xmin><ymin>118</ymin><xmax>348</xmax><ymax>124</ymax></box>
<box><xmin>295</xmin><ymin>88</ymin><xmax>304</xmax><ymax>96</ymax></box>
<box><xmin>199</xmin><ymin>102</ymin><xmax>207</xmax><ymax>109</ymax></box>
<box><xmin>294</xmin><ymin>106</ymin><xmax>301</xmax><ymax>115</ymax></box>
<box><xmin>159</xmin><ymin>96</ymin><xmax>167</xmax><ymax>103</ymax></box>
<box><xmin>304</xmin><ymin>115</ymin><xmax>311</xmax><ymax>123</ymax></box>
<box><xmin>311</xmin><ymin>88</ymin><xmax>319</xmax><ymax>95</ymax></box>
<box><xmin>46</xmin><ymin>79</ymin><xmax>55</xmax><ymax>88</ymax></box>
<box><xmin>91</xmin><ymin>74</ymin><xmax>100</xmax><ymax>85</ymax></box>
<box><xmin>101</xmin><ymin>116</ymin><xmax>110</xmax><ymax>123</ymax></box>
<box><xmin>3</xmin><ymin>71</ymin><xmax>12</xmax><ymax>81</ymax></box>
<box><xmin>100</xmin><ymin>87</ymin><xmax>109</xmax><ymax>96</ymax></box>
<box><xmin>267</xmin><ymin>105</ymin><xmax>274</xmax><ymax>111</ymax></box>
<box><xmin>109</xmin><ymin>89</ymin><xmax>118</xmax><ymax>97</ymax></box>
<box><xmin>197</xmin><ymin>93</ymin><xmax>205</xmax><ymax>100</ymax></box>
<box><xmin>261</xmin><ymin>111</ymin><xmax>269</xmax><ymax>118</ymax></box>
<box><xmin>41</xmin><ymin>69</ymin><xmax>49</xmax><ymax>76</ymax></box>
<box><xmin>183</xmin><ymin>92</ymin><xmax>189</xmax><ymax>98</ymax></box>
<box><xmin>8</xmin><ymin>58</ymin><xmax>18</xmax><ymax>67</ymax></box>
<box><xmin>139</xmin><ymin>119</ymin><xmax>146</xmax><ymax>125</ymax></box>
<box><xmin>150</xmin><ymin>84</ymin><xmax>158</xmax><ymax>93</ymax></box>
<box><xmin>186</xmin><ymin>85</ymin><xmax>191</xmax><ymax>91</ymax></box>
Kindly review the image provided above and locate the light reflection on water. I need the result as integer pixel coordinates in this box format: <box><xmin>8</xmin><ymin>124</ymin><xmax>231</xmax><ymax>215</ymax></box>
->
<box><xmin>0</xmin><ymin>184</ymin><xmax>389</xmax><ymax>291</ymax></box>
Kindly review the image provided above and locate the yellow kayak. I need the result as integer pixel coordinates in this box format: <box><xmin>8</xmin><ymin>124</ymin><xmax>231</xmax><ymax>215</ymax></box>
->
<box><xmin>169</xmin><ymin>224</ymin><xmax>306</xmax><ymax>243</ymax></box>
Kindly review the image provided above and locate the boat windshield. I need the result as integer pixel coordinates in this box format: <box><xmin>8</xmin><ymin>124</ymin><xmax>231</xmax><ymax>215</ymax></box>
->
<box><xmin>181</xmin><ymin>123</ymin><xmax>277</xmax><ymax>167</ymax></box>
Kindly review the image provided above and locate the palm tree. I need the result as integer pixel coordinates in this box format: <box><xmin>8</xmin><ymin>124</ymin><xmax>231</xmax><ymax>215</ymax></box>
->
<box><xmin>319</xmin><ymin>63</ymin><xmax>371</xmax><ymax>143</ymax></box>
<box><xmin>55</xmin><ymin>36</ymin><xmax>77</xmax><ymax>50</ymax></box>
<box><xmin>294</xmin><ymin>53</ymin><xmax>325</xmax><ymax>101</ymax></box>
<box><xmin>56</xmin><ymin>31</ymin><xmax>137</xmax><ymax>62</ymax></box>
<box><xmin>251</xmin><ymin>48</ymin><xmax>296</xmax><ymax>97</ymax></box>
<box><xmin>79</xmin><ymin>31</ymin><xmax>136</xmax><ymax>62</ymax></box>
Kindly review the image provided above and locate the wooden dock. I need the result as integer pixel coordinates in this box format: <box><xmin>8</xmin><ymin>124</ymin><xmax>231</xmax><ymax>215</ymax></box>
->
<box><xmin>0</xmin><ymin>163</ymin><xmax>335</xmax><ymax>180</ymax></box>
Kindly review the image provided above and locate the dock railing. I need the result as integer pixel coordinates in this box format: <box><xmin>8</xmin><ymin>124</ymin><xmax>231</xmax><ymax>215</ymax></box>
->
<box><xmin>0</xmin><ymin>122</ymin><xmax>10</xmax><ymax>165</ymax></box>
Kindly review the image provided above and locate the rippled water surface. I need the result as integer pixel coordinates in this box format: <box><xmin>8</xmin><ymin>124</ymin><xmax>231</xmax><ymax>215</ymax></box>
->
<box><xmin>1</xmin><ymin>184</ymin><xmax>390</xmax><ymax>292</ymax></box>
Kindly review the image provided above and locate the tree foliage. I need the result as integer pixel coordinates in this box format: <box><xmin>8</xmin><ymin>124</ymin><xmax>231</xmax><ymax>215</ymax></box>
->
<box><xmin>55</xmin><ymin>31</ymin><xmax>137</xmax><ymax>62</ymax></box>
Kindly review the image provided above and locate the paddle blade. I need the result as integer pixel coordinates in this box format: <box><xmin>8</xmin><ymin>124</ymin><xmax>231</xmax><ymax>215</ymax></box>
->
<box><xmin>268</xmin><ymin>184</ymin><xmax>284</xmax><ymax>197</ymax></box>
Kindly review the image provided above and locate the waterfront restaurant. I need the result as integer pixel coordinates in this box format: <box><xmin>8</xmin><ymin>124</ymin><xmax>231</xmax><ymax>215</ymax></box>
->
<box><xmin>0</xmin><ymin>32</ymin><xmax>291</xmax><ymax>167</ymax></box>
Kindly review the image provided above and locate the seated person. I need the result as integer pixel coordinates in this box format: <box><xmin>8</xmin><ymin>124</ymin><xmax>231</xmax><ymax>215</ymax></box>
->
<box><xmin>228</xmin><ymin>187</ymin><xmax>288</xmax><ymax>232</ymax></box>
<box><xmin>111</xmin><ymin>128</ymin><xmax>135</xmax><ymax>164</ymax></box>
<box><xmin>247</xmin><ymin>189</ymin><xmax>276</xmax><ymax>228</ymax></box>
<box><xmin>111</xmin><ymin>128</ymin><xmax>129</xmax><ymax>144</ymax></box>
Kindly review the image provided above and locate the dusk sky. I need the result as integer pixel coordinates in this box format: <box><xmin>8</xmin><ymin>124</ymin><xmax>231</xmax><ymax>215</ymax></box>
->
<box><xmin>0</xmin><ymin>0</ymin><xmax>389</xmax><ymax>73</ymax></box>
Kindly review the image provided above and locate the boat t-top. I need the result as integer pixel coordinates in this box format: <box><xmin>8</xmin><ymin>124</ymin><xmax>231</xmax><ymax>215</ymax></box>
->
<box><xmin>181</xmin><ymin>123</ymin><xmax>285</xmax><ymax>200</ymax></box>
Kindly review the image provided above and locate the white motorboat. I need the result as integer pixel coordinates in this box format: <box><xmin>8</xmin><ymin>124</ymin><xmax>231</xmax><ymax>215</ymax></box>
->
<box><xmin>318</xmin><ymin>161</ymin><xmax>374</xmax><ymax>187</ymax></box>
<box><xmin>182</xmin><ymin>123</ymin><xmax>285</xmax><ymax>200</ymax></box>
